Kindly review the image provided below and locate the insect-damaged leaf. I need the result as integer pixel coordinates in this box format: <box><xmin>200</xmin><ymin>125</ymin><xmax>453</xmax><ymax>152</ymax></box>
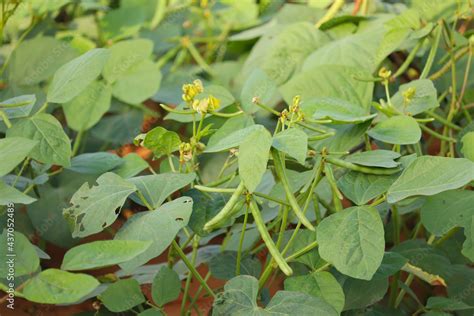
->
<box><xmin>63</xmin><ymin>172</ymin><xmax>136</xmax><ymax>238</ymax></box>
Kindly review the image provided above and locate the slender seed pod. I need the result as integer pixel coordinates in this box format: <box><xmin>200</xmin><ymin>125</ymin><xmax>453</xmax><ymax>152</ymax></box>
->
<box><xmin>325</xmin><ymin>156</ymin><xmax>402</xmax><ymax>175</ymax></box>
<box><xmin>271</xmin><ymin>149</ymin><xmax>315</xmax><ymax>231</ymax></box>
<box><xmin>249</xmin><ymin>199</ymin><xmax>293</xmax><ymax>276</ymax></box>
<box><xmin>203</xmin><ymin>181</ymin><xmax>245</xmax><ymax>231</ymax></box>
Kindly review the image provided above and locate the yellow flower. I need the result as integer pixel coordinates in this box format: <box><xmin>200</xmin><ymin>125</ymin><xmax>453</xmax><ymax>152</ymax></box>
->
<box><xmin>182</xmin><ymin>79</ymin><xmax>204</xmax><ymax>103</ymax></box>
<box><xmin>192</xmin><ymin>98</ymin><xmax>209</xmax><ymax>114</ymax></box>
<box><xmin>378</xmin><ymin>67</ymin><xmax>391</xmax><ymax>80</ymax></box>
<box><xmin>179</xmin><ymin>142</ymin><xmax>193</xmax><ymax>162</ymax></box>
<box><xmin>207</xmin><ymin>95</ymin><xmax>220</xmax><ymax>112</ymax></box>
<box><xmin>290</xmin><ymin>95</ymin><xmax>301</xmax><ymax>113</ymax></box>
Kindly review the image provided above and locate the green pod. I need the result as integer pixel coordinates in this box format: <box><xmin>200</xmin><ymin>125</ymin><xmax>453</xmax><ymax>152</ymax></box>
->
<box><xmin>325</xmin><ymin>156</ymin><xmax>402</xmax><ymax>175</ymax></box>
<box><xmin>249</xmin><ymin>200</ymin><xmax>293</xmax><ymax>276</ymax></box>
<box><xmin>272</xmin><ymin>149</ymin><xmax>315</xmax><ymax>231</ymax></box>
<box><xmin>203</xmin><ymin>181</ymin><xmax>245</xmax><ymax>231</ymax></box>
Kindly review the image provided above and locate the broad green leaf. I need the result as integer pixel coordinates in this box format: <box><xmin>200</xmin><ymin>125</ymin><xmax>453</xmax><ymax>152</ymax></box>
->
<box><xmin>205</xmin><ymin>124</ymin><xmax>265</xmax><ymax>153</ymax></box>
<box><xmin>129</xmin><ymin>172</ymin><xmax>196</xmax><ymax>208</ymax></box>
<box><xmin>282</xmin><ymin>65</ymin><xmax>374</xmax><ymax>111</ymax></box>
<box><xmin>282</xmin><ymin>229</ymin><xmax>325</xmax><ymax>269</ymax></box>
<box><xmin>345</xmin><ymin>150</ymin><xmax>401</xmax><ymax>169</ymax></box>
<box><xmin>113</xmin><ymin>153</ymin><xmax>149</xmax><ymax>178</ymax></box>
<box><xmin>462</xmin><ymin>216</ymin><xmax>474</xmax><ymax>261</ymax></box>
<box><xmin>0</xmin><ymin>230</ymin><xmax>39</xmax><ymax>277</ymax></box>
<box><xmin>102</xmin><ymin>39</ymin><xmax>154</xmax><ymax>83</ymax></box>
<box><xmin>62</xmin><ymin>80</ymin><xmax>112</xmax><ymax>131</ymax></box>
<box><xmin>239</xmin><ymin>128</ymin><xmax>272</xmax><ymax>192</ymax></box>
<box><xmin>6</xmin><ymin>114</ymin><xmax>72</xmax><ymax>167</ymax></box>
<box><xmin>426</xmin><ymin>297</ymin><xmax>472</xmax><ymax>311</ymax></box>
<box><xmin>376</xmin><ymin>252</ymin><xmax>409</xmax><ymax>277</ymax></box>
<box><xmin>139</xmin><ymin>309</ymin><xmax>164</xmax><ymax>316</ymax></box>
<box><xmin>368</xmin><ymin>115</ymin><xmax>421</xmax><ymax>145</ymax></box>
<box><xmin>114</xmin><ymin>197</ymin><xmax>193</xmax><ymax>271</ymax></box>
<box><xmin>99</xmin><ymin>6</ymin><xmax>146</xmax><ymax>41</ymax></box>
<box><xmin>272</xmin><ymin>128</ymin><xmax>308</xmax><ymax>164</ymax></box>
<box><xmin>68</xmin><ymin>152</ymin><xmax>123</xmax><ymax>174</ymax></box>
<box><xmin>61</xmin><ymin>240</ymin><xmax>152</xmax><ymax>271</ymax></box>
<box><xmin>90</xmin><ymin>108</ymin><xmax>143</xmax><ymax>145</ymax></box>
<box><xmin>241</xmin><ymin>22</ymin><xmax>330</xmax><ymax>86</ymax></box>
<box><xmin>317</xmin><ymin>206</ymin><xmax>385</xmax><ymax>280</ymax></box>
<box><xmin>63</xmin><ymin>172</ymin><xmax>137</xmax><ymax>237</ymax></box>
<box><xmin>304</xmin><ymin>29</ymin><xmax>383</xmax><ymax>72</ymax></box>
<box><xmin>284</xmin><ymin>271</ymin><xmax>345</xmax><ymax>313</ymax></box>
<box><xmin>308</xmin><ymin>97</ymin><xmax>376</xmax><ymax>123</ymax></box>
<box><xmin>6</xmin><ymin>36</ymin><xmax>77</xmax><ymax>86</ymax></box>
<box><xmin>213</xmin><ymin>275</ymin><xmax>338</xmax><ymax>316</ymax></box>
<box><xmin>340</xmin><ymin>275</ymin><xmax>389</xmax><ymax>311</ymax></box>
<box><xmin>47</xmin><ymin>48</ymin><xmax>110</xmax><ymax>103</ymax></box>
<box><xmin>22</xmin><ymin>269</ymin><xmax>99</xmax><ymax>304</ymax></box>
<box><xmin>387</xmin><ymin>156</ymin><xmax>474</xmax><ymax>203</ymax></box>
<box><xmin>338</xmin><ymin>171</ymin><xmax>398</xmax><ymax>205</ymax></box>
<box><xmin>152</xmin><ymin>266</ymin><xmax>181</xmax><ymax>306</ymax></box>
<box><xmin>206</xmin><ymin>115</ymin><xmax>254</xmax><ymax>150</ymax></box>
<box><xmin>143</xmin><ymin>126</ymin><xmax>181</xmax><ymax>158</ymax></box>
<box><xmin>99</xmin><ymin>278</ymin><xmax>145</xmax><ymax>312</ymax></box>
<box><xmin>0</xmin><ymin>181</ymin><xmax>36</xmax><ymax>205</ymax></box>
<box><xmin>392</xmin><ymin>79</ymin><xmax>439</xmax><ymax>115</ymax></box>
<box><xmin>0</xmin><ymin>95</ymin><xmax>36</xmax><ymax>120</ymax></box>
<box><xmin>0</xmin><ymin>137</ymin><xmax>38</xmax><ymax>176</ymax></box>
<box><xmin>420</xmin><ymin>190</ymin><xmax>474</xmax><ymax>236</ymax></box>
<box><xmin>112</xmin><ymin>59</ymin><xmax>162</xmax><ymax>104</ymax></box>
<box><xmin>209</xmin><ymin>251</ymin><xmax>261</xmax><ymax>280</ymax></box>
<box><xmin>240</xmin><ymin>68</ymin><xmax>278</xmax><ymax>113</ymax></box>
<box><xmin>461</xmin><ymin>132</ymin><xmax>474</xmax><ymax>161</ymax></box>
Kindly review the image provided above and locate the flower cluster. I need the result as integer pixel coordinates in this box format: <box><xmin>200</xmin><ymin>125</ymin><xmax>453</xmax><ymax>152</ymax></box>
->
<box><xmin>182</xmin><ymin>79</ymin><xmax>220</xmax><ymax>114</ymax></box>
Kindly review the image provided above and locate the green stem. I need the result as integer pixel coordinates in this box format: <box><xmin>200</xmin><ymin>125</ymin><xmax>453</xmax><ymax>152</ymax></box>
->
<box><xmin>392</xmin><ymin>38</ymin><xmax>424</xmax><ymax>79</ymax></box>
<box><xmin>419</xmin><ymin>124</ymin><xmax>457</xmax><ymax>142</ymax></box>
<box><xmin>254</xmin><ymin>101</ymin><xmax>280</xmax><ymax>116</ymax></box>
<box><xmin>194</xmin><ymin>185</ymin><xmax>235</xmax><ymax>193</ymax></box>
<box><xmin>159</xmin><ymin>103</ymin><xmax>195</xmax><ymax>114</ymax></box>
<box><xmin>285</xmin><ymin>240</ymin><xmax>319</xmax><ymax>262</ymax></box>
<box><xmin>315</xmin><ymin>0</ymin><xmax>345</xmax><ymax>28</ymax></box>
<box><xmin>426</xmin><ymin>110</ymin><xmax>461</xmax><ymax>131</ymax></box>
<box><xmin>249</xmin><ymin>199</ymin><xmax>292</xmax><ymax>276</ymax></box>
<box><xmin>180</xmin><ymin>236</ymin><xmax>199</xmax><ymax>316</ymax></box>
<box><xmin>204</xmin><ymin>181</ymin><xmax>245</xmax><ymax>231</ymax></box>
<box><xmin>0</xmin><ymin>110</ymin><xmax>12</xmax><ymax>128</ymax></box>
<box><xmin>253</xmin><ymin>191</ymin><xmax>290</xmax><ymax>206</ymax></box>
<box><xmin>209</xmin><ymin>110</ymin><xmax>243</xmax><ymax>118</ymax></box>
<box><xmin>186</xmin><ymin>40</ymin><xmax>215</xmax><ymax>76</ymax></box>
<box><xmin>136</xmin><ymin>190</ymin><xmax>154</xmax><ymax>211</ymax></box>
<box><xmin>272</xmin><ymin>149</ymin><xmax>315</xmax><ymax>231</ymax></box>
<box><xmin>71</xmin><ymin>130</ymin><xmax>84</xmax><ymax>156</ymax></box>
<box><xmin>171</xmin><ymin>240</ymin><xmax>215</xmax><ymax>298</ymax></box>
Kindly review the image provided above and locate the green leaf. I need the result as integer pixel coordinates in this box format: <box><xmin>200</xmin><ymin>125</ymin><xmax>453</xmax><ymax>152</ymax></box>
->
<box><xmin>368</xmin><ymin>115</ymin><xmax>421</xmax><ymax>145</ymax></box>
<box><xmin>272</xmin><ymin>128</ymin><xmax>308</xmax><ymax>164</ymax></box>
<box><xmin>112</xmin><ymin>59</ymin><xmax>162</xmax><ymax>104</ymax></box>
<box><xmin>420</xmin><ymin>190</ymin><xmax>474</xmax><ymax>236</ymax></box>
<box><xmin>317</xmin><ymin>206</ymin><xmax>385</xmax><ymax>280</ymax></box>
<box><xmin>209</xmin><ymin>251</ymin><xmax>261</xmax><ymax>280</ymax></box>
<box><xmin>62</xmin><ymin>80</ymin><xmax>112</xmax><ymax>131</ymax></box>
<box><xmin>61</xmin><ymin>240</ymin><xmax>152</xmax><ymax>271</ymax></box>
<box><xmin>6</xmin><ymin>36</ymin><xmax>77</xmax><ymax>86</ymax></box>
<box><xmin>284</xmin><ymin>271</ymin><xmax>345</xmax><ymax>313</ymax></box>
<box><xmin>0</xmin><ymin>95</ymin><xmax>36</xmax><ymax>120</ymax></box>
<box><xmin>283</xmin><ymin>229</ymin><xmax>325</xmax><ymax>269</ymax></box>
<box><xmin>99</xmin><ymin>278</ymin><xmax>145</xmax><ymax>312</ymax></box>
<box><xmin>113</xmin><ymin>153</ymin><xmax>149</xmax><ymax>178</ymax></box>
<box><xmin>23</xmin><ymin>269</ymin><xmax>99</xmax><ymax>304</ymax></box>
<box><xmin>392</xmin><ymin>79</ymin><xmax>439</xmax><ymax>115</ymax></box>
<box><xmin>102</xmin><ymin>39</ymin><xmax>154</xmax><ymax>83</ymax></box>
<box><xmin>308</xmin><ymin>97</ymin><xmax>376</xmax><ymax>123</ymax></box>
<box><xmin>461</xmin><ymin>132</ymin><xmax>474</xmax><ymax>161</ymax></box>
<box><xmin>47</xmin><ymin>48</ymin><xmax>110</xmax><ymax>103</ymax></box>
<box><xmin>129</xmin><ymin>172</ymin><xmax>196</xmax><ymax>209</ymax></box>
<box><xmin>68</xmin><ymin>152</ymin><xmax>123</xmax><ymax>174</ymax></box>
<box><xmin>426</xmin><ymin>296</ymin><xmax>472</xmax><ymax>311</ymax></box>
<box><xmin>0</xmin><ymin>230</ymin><xmax>39</xmax><ymax>277</ymax></box>
<box><xmin>151</xmin><ymin>266</ymin><xmax>181</xmax><ymax>306</ymax></box>
<box><xmin>376</xmin><ymin>252</ymin><xmax>409</xmax><ymax>277</ymax></box>
<box><xmin>204</xmin><ymin>124</ymin><xmax>264</xmax><ymax>153</ymax></box>
<box><xmin>462</xmin><ymin>216</ymin><xmax>474</xmax><ymax>261</ymax></box>
<box><xmin>341</xmin><ymin>275</ymin><xmax>389</xmax><ymax>311</ymax></box>
<box><xmin>0</xmin><ymin>137</ymin><xmax>38</xmax><ymax>176</ymax></box>
<box><xmin>338</xmin><ymin>171</ymin><xmax>398</xmax><ymax>205</ymax></box>
<box><xmin>239</xmin><ymin>128</ymin><xmax>272</xmax><ymax>192</ymax></box>
<box><xmin>387</xmin><ymin>156</ymin><xmax>474</xmax><ymax>203</ymax></box>
<box><xmin>281</xmin><ymin>65</ymin><xmax>374</xmax><ymax>111</ymax></box>
<box><xmin>114</xmin><ymin>197</ymin><xmax>193</xmax><ymax>271</ymax></box>
<box><xmin>345</xmin><ymin>150</ymin><xmax>401</xmax><ymax>169</ymax></box>
<box><xmin>185</xmin><ymin>189</ymin><xmax>227</xmax><ymax>237</ymax></box>
<box><xmin>6</xmin><ymin>114</ymin><xmax>72</xmax><ymax>167</ymax></box>
<box><xmin>213</xmin><ymin>275</ymin><xmax>338</xmax><ymax>316</ymax></box>
<box><xmin>0</xmin><ymin>181</ymin><xmax>36</xmax><ymax>205</ymax></box>
<box><xmin>206</xmin><ymin>115</ymin><xmax>254</xmax><ymax>150</ymax></box>
<box><xmin>240</xmin><ymin>68</ymin><xmax>278</xmax><ymax>113</ymax></box>
<box><xmin>63</xmin><ymin>172</ymin><xmax>137</xmax><ymax>238</ymax></box>
<box><xmin>143</xmin><ymin>126</ymin><xmax>181</xmax><ymax>158</ymax></box>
